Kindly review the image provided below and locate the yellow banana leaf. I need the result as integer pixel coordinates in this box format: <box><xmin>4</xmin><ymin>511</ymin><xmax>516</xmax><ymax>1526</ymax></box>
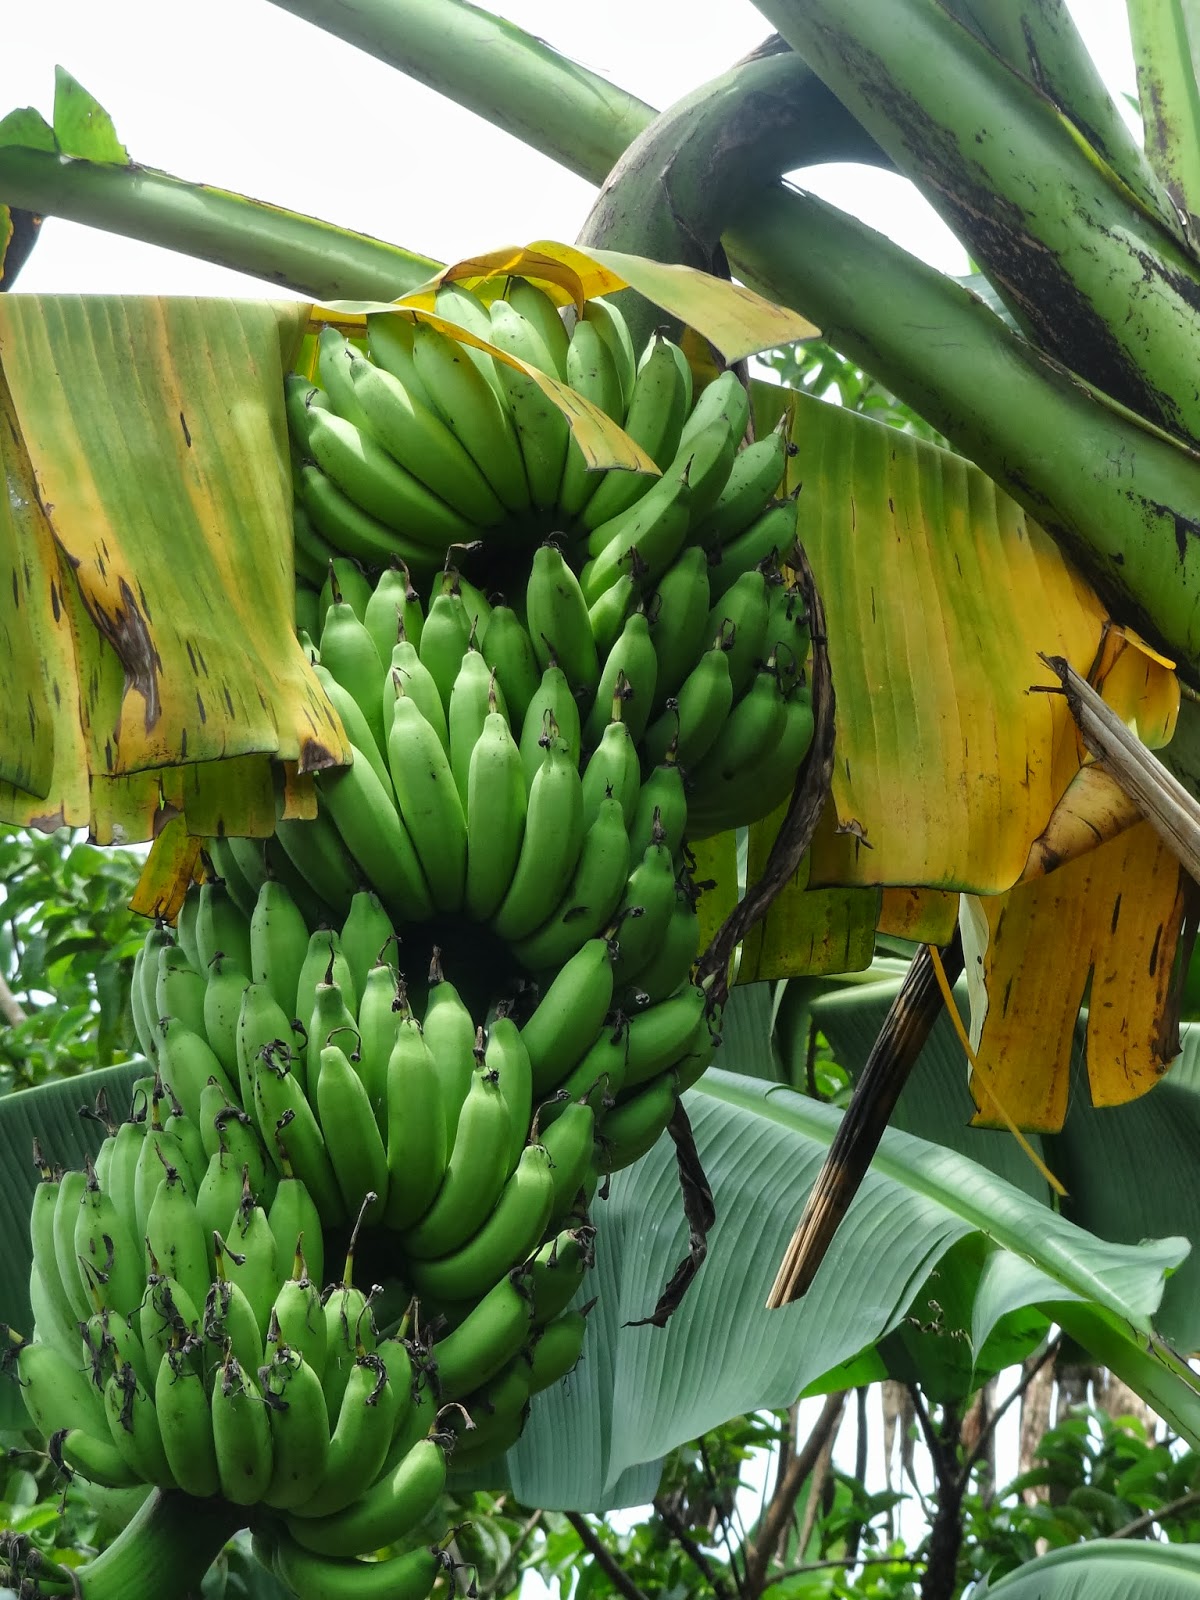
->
<box><xmin>960</xmin><ymin>820</ymin><xmax>1186</xmax><ymax>1130</ymax></box>
<box><xmin>689</xmin><ymin>830</ymin><xmax>740</xmax><ymax>960</ymax></box>
<box><xmin>129</xmin><ymin>814</ymin><xmax>203</xmax><ymax>922</ymax></box>
<box><xmin>737</xmin><ymin>802</ymin><xmax>878</xmax><ymax>981</ymax></box>
<box><xmin>0</xmin><ymin>295</ymin><xmax>352</xmax><ymax>841</ymax></box>
<box><xmin>414</xmin><ymin>239</ymin><xmax>819</xmax><ymax>361</ymax></box>
<box><xmin>877</xmin><ymin>886</ymin><xmax>960</xmax><ymax>944</ymax></box>
<box><xmin>798</xmin><ymin>392</ymin><xmax>1125</xmax><ymax>894</ymax></box>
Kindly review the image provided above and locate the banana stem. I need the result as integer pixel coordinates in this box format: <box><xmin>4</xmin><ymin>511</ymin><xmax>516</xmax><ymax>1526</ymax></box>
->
<box><xmin>74</xmin><ymin>1490</ymin><xmax>244</xmax><ymax>1600</ymax></box>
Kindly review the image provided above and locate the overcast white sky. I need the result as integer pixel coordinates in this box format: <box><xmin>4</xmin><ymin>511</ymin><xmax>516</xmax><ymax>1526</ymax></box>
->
<box><xmin>2</xmin><ymin>0</ymin><xmax>1137</xmax><ymax>298</ymax></box>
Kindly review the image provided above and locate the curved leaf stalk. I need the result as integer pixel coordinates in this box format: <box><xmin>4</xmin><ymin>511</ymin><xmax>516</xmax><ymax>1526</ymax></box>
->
<box><xmin>0</xmin><ymin>147</ymin><xmax>437</xmax><ymax>301</ymax></box>
<box><xmin>73</xmin><ymin>1490</ymin><xmax>243</xmax><ymax>1600</ymax></box>
<box><xmin>577</xmin><ymin>47</ymin><xmax>888</xmax><ymax>351</ymax></box>
<box><xmin>753</xmin><ymin>0</ymin><xmax>1200</xmax><ymax>447</ymax></box>
<box><xmin>942</xmin><ymin>0</ymin><xmax>1182</xmax><ymax>236</ymax></box>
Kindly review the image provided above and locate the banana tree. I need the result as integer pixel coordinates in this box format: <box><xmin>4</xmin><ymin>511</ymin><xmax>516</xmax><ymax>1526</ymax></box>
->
<box><xmin>2</xmin><ymin>2</ymin><xmax>1200</xmax><ymax>1593</ymax></box>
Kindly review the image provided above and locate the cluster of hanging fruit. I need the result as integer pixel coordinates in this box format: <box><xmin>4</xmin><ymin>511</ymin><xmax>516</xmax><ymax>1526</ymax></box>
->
<box><xmin>9</xmin><ymin>277</ymin><xmax>810</xmax><ymax>1600</ymax></box>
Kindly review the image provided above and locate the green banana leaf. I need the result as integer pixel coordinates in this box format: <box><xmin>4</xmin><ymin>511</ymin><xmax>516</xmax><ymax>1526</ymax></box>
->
<box><xmin>501</xmin><ymin>1068</ymin><xmax>1191</xmax><ymax>1511</ymax></box>
<box><xmin>974</xmin><ymin>1540</ymin><xmax>1200</xmax><ymax>1597</ymax></box>
<box><xmin>0</xmin><ymin>1058</ymin><xmax>143</xmax><ymax>1430</ymax></box>
<box><xmin>812</xmin><ymin>978</ymin><xmax>1200</xmax><ymax>1351</ymax></box>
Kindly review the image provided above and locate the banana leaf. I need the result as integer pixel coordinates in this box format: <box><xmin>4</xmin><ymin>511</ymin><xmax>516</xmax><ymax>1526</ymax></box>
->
<box><xmin>974</xmin><ymin>1540</ymin><xmax>1200</xmax><ymax>1597</ymax></box>
<box><xmin>811</xmin><ymin>980</ymin><xmax>1200</xmax><ymax>1350</ymax></box>
<box><xmin>502</xmin><ymin>1068</ymin><xmax>1192</xmax><ymax>1510</ymax></box>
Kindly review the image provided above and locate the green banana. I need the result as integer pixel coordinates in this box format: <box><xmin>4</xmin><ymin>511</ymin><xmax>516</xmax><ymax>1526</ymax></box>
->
<box><xmin>583</xmin><ymin>298</ymin><xmax>637</xmax><ymax>412</ymax></box>
<box><xmin>174</xmin><ymin>891</ymin><xmax>202</xmax><ymax>978</ymax></box>
<box><xmin>284</xmin><ymin>1433</ymin><xmax>448</xmax><ymax>1555</ymax></box>
<box><xmin>579</xmin><ymin>460</ymin><xmax>693</xmax><ymax>604</ymax></box>
<box><xmin>600</xmin><ymin>1072</ymin><xmax>679</xmax><ymax>1174</ymax></box>
<box><xmin>690</xmin><ymin>655</ymin><xmax>788</xmax><ymax>795</ymax></box>
<box><xmin>512</xmin><ymin>793</ymin><xmax>631</xmax><ymax>973</ymax></box>
<box><xmin>529</xmin><ymin>1308</ymin><xmax>589</xmax><ymax>1393</ymax></box>
<box><xmin>249</xmin><ymin>878</ymin><xmax>310</xmax><ymax>1025</ymax></box>
<box><xmin>315</xmin><ymin>326</ymin><xmax>372</xmax><ymax>430</ymax></box>
<box><xmin>313</xmin><ymin>663</ymin><xmax>395</xmax><ymax>803</ymax></box>
<box><xmin>261</xmin><ymin>1343</ymin><xmax>332</xmax><ymax>1511</ymax></box>
<box><xmin>156</xmin><ymin>1015</ymin><xmax>236</xmax><ymax>1130</ymax></box>
<box><xmin>403</xmin><ymin>1065</ymin><xmax>511</xmax><ymax>1259</ymax></box>
<box><xmin>154</xmin><ymin>944</ymin><xmax>206</xmax><ymax>1039</ymax></box>
<box><xmin>529</xmin><ymin>1227</ymin><xmax>594</xmax><ymax>1326</ymax></box>
<box><xmin>319</xmin><ymin>601</ymin><xmax>387</xmax><ymax>755</ymax></box>
<box><xmin>348</xmin><ymin>352</ymin><xmax>507</xmax><ymax>526</ymax></box>
<box><xmin>139</xmin><ymin>1269</ymin><xmax>201</xmax><ymax>1383</ymax></box>
<box><xmin>13</xmin><ymin>1334</ymin><xmax>108</xmax><ymax>1443</ymax></box>
<box><xmin>484</xmin><ymin>1010</ymin><xmax>534</xmax><ymax>1176</ymax></box>
<box><xmin>624</xmin><ymin>888</ymin><xmax>701</xmax><ymax>1008</ymax></box>
<box><xmin>320</xmin><ymin>747</ymin><xmax>437</xmax><ymax>925</ymax></box>
<box><xmin>409</xmin><ymin>1140</ymin><xmax>555</xmax><ymax>1303</ymax></box>
<box><xmin>363</xmin><ymin>561</ymin><xmax>423</xmax><ymax>661</ymax></box>
<box><xmin>416</xmin><ymin>588</ymin><xmax>472</xmax><ymax>717</ymax></box>
<box><xmin>366</xmin><ymin>311</ymin><xmax>436</xmax><ymax>408</ymax></box>
<box><xmin>611</xmin><ymin>835</ymin><xmax>680</xmax><ymax>990</ymax></box>
<box><xmin>201</xmin><ymin>951</ymin><xmax>250</xmax><ymax>1085</ymax></box>
<box><xmin>356</xmin><ymin>961</ymin><xmax>400</xmax><ymax>1126</ymax></box>
<box><xmin>644</xmin><ymin>635</ymin><xmax>735</xmax><ymax>773</ymax></box>
<box><xmin>521</xmin><ymin>938</ymin><xmax>617</xmax><ymax>1097</ymax></box>
<box><xmin>196</xmin><ymin>878</ymin><xmax>253</xmax><ymax>979</ymax></box>
<box><xmin>387</xmin><ymin>688</ymin><xmax>468</xmax><ymax>914</ymax></box>
<box><xmin>212</xmin><ymin>1351</ymin><xmax>273</xmax><ymax>1506</ymax></box>
<box><xmin>708</xmin><ymin>567</ymin><xmax>773</xmax><ymax>699</ymax></box>
<box><xmin>688</xmin><ymin>685</ymin><xmax>815</xmax><ymax>837</ymax></box>
<box><xmin>104</xmin><ymin>1358</ymin><xmax>174</xmax><ymax>1488</ymax></box>
<box><xmin>580</xmin><ymin>333</ymin><xmax>690</xmax><ymax>528</ymax></box>
<box><xmin>419</xmin><ymin>953</ymin><xmax>478</xmax><ymax>1143</ymax></box>
<box><xmin>156</xmin><ymin>1342</ymin><xmax>220</xmax><ymax>1500</ymax></box>
<box><xmin>505</xmin><ymin>277</ymin><xmax>570</xmax><ymax>376</ymax></box>
<box><xmin>298</xmin><ymin>463</ymin><xmax>439</xmax><ymax>574</ymax></box>
<box><xmin>623</xmin><ymin>985</ymin><xmax>709</xmax><ymax>1091</ymax></box>
<box><xmin>338</xmin><ymin>889</ymin><xmax>395</xmax><ymax>1007</ymax></box>
<box><xmin>270</xmin><ymin>1249</ymin><xmax>328</xmax><ymax>1373</ymax></box>
<box><xmin>481</xmin><ymin>602</ymin><xmax>540</xmax><ymax>727</ymax></box>
<box><xmin>490</xmin><ymin>731</ymin><xmax>585</xmax><ymax>944</ymax></box>
<box><xmin>386</xmin><ymin>634</ymin><xmax>449</xmax><ymax>755</ymax></box>
<box><xmin>73</xmin><ymin>1164</ymin><xmax>143</xmax><ymax>1318</ymax></box>
<box><xmin>586</xmin><ymin>570</ymin><xmax>637</xmax><ymax>658</ymax></box>
<box><xmin>434</xmin><ymin>281</ymin><xmax>510</xmax><ymax>401</ymax></box>
<box><xmin>464</xmin><ymin>698</ymin><xmax>527</xmax><ymax>924</ymax></box>
<box><xmin>537</xmin><ymin>1100</ymin><xmax>596</xmax><ymax>1228</ymax></box>
<box><xmin>53</xmin><ymin>1425</ymin><xmax>141</xmax><ymax>1489</ymax></box>
<box><xmin>291</xmin><ymin>1351</ymin><xmax>398</xmax><ymax>1521</ymax></box>
<box><xmin>707</xmin><ymin>496</ymin><xmax>800</xmax><ymax>599</ymax></box>
<box><xmin>694</xmin><ymin>413</ymin><xmax>791</xmax><ymax>547</ymax></box>
<box><xmin>145</xmin><ymin>1162</ymin><xmax>212</xmax><ymax>1320</ymax></box>
<box><xmin>430</xmin><ymin>565</ymin><xmax>493</xmax><ymax>643</ymax></box>
<box><xmin>525</xmin><ymin>543</ymin><xmax>600</xmax><ymax>694</ymax></box>
<box><xmin>226</xmin><ymin>1178</ymin><xmax>283</xmax><ymax>1338</ymax></box>
<box><xmin>551</xmin><ymin>1019</ymin><xmax>628</xmax><ymax>1116</ymax></box>
<box><xmin>315</xmin><ymin>1041</ymin><xmax>390</xmax><ymax>1223</ymax></box>
<box><xmin>449</xmin><ymin>649</ymin><xmax>506</xmax><ymax>807</ymax></box>
<box><xmin>519</xmin><ymin>665</ymin><xmax>582</xmax><ymax>790</ymax></box>
<box><xmin>383</xmin><ymin>994</ymin><xmax>448</xmax><ymax>1232</ymax></box>
<box><xmin>431</xmin><ymin>1270</ymin><xmax>534</xmax><ymax>1400</ymax></box>
<box><xmin>627</xmin><ymin>760</ymin><xmax>687</xmax><ymax>860</ymax></box>
<box><xmin>274</xmin><ymin>808</ymin><xmax>357</xmax><ymax>926</ymax></box>
<box><xmin>305</xmin><ymin>407</ymin><xmax>479</xmax><ymax>552</ymax></box>
<box><xmin>487</xmin><ymin>296</ymin><xmax>571</xmax><ymax>510</ymax></box>
<box><xmin>412</xmin><ymin>319</ymin><xmax>531</xmax><ymax>514</ymax></box>
<box><xmin>318</xmin><ymin>557</ymin><xmax>374</xmax><ymax>627</ymax></box>
<box><xmin>252</xmin><ymin>1042</ymin><xmax>345</xmax><ymax>1227</ymax></box>
<box><xmin>557</xmin><ymin>316</ymin><xmax>626</xmax><ymax>519</ymax></box>
<box><xmin>273</xmin><ymin>1538</ymin><xmax>444</xmax><ymax>1600</ymax></box>
<box><xmin>581</xmin><ymin>716</ymin><xmax>642</xmax><ymax>830</ymax></box>
<box><xmin>583</xmin><ymin>609</ymin><xmax>658</xmax><ymax>747</ymax></box>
